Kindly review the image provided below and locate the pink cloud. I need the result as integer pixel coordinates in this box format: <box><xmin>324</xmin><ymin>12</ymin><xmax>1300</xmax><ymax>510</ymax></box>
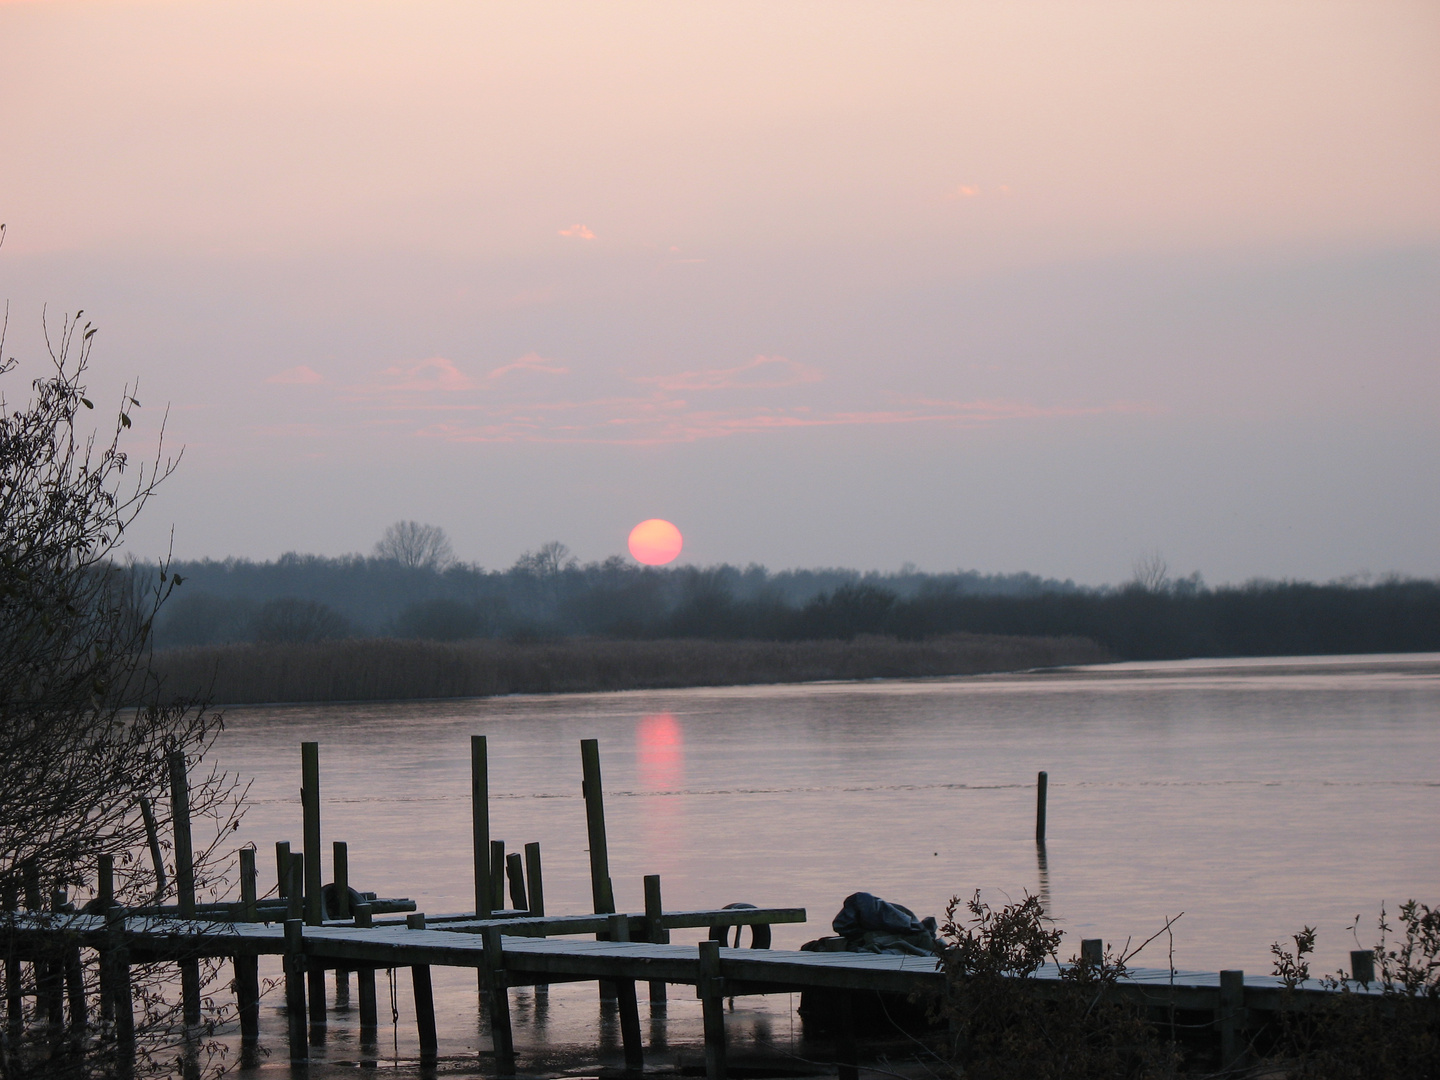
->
<box><xmin>368</xmin><ymin>356</ymin><xmax>476</xmax><ymax>393</ymax></box>
<box><xmin>559</xmin><ymin>224</ymin><xmax>596</xmax><ymax>239</ymax></box>
<box><xmin>487</xmin><ymin>352</ymin><xmax>570</xmax><ymax>380</ymax></box>
<box><xmin>266</xmin><ymin>365</ymin><xmax>324</xmax><ymax>385</ymax></box>
<box><xmin>946</xmin><ymin>184</ymin><xmax>981</xmax><ymax>199</ymax></box>
<box><xmin>635</xmin><ymin>354</ymin><xmax>824</xmax><ymax>392</ymax></box>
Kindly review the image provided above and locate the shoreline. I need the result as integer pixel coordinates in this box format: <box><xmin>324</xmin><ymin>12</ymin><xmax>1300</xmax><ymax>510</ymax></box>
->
<box><xmin>150</xmin><ymin>632</ymin><xmax>1112</xmax><ymax>707</ymax></box>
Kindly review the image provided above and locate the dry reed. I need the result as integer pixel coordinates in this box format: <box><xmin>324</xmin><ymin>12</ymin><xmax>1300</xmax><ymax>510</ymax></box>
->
<box><xmin>150</xmin><ymin>633</ymin><xmax>1110</xmax><ymax>706</ymax></box>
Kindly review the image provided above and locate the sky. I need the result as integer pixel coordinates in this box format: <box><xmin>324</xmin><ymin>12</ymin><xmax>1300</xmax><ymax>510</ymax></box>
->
<box><xmin>2</xmin><ymin>1</ymin><xmax>1436</xmax><ymax>584</ymax></box>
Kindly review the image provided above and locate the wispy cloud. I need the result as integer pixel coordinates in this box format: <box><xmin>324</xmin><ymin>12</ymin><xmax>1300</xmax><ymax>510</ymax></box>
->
<box><xmin>366</xmin><ymin>356</ymin><xmax>476</xmax><ymax>393</ymax></box>
<box><xmin>558</xmin><ymin>224</ymin><xmax>596</xmax><ymax>239</ymax></box>
<box><xmin>487</xmin><ymin>352</ymin><xmax>570</xmax><ymax>380</ymax></box>
<box><xmin>266</xmin><ymin>365</ymin><xmax>324</xmax><ymax>385</ymax></box>
<box><xmin>634</xmin><ymin>355</ymin><xmax>823</xmax><ymax>392</ymax></box>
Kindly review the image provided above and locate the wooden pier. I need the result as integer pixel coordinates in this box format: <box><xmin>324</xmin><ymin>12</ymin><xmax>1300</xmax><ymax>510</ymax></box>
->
<box><xmin>0</xmin><ymin>738</ymin><xmax>1389</xmax><ymax>1077</ymax></box>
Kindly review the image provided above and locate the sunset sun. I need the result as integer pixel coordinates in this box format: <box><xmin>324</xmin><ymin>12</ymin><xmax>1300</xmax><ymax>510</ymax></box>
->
<box><xmin>628</xmin><ymin>519</ymin><xmax>683</xmax><ymax>565</ymax></box>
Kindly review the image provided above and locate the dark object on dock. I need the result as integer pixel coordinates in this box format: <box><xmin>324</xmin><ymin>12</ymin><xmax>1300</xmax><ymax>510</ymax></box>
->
<box><xmin>825</xmin><ymin>892</ymin><xmax>941</xmax><ymax>956</ymax></box>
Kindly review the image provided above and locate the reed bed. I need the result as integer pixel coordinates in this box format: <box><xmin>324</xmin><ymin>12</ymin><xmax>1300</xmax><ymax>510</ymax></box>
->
<box><xmin>150</xmin><ymin>633</ymin><xmax>1110</xmax><ymax>705</ymax></box>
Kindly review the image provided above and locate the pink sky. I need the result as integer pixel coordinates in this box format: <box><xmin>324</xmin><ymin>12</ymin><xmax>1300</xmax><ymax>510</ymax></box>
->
<box><xmin>2</xmin><ymin>1</ymin><xmax>1436</xmax><ymax>581</ymax></box>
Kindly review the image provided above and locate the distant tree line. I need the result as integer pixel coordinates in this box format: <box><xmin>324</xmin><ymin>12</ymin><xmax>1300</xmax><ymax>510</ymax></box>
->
<box><xmin>148</xmin><ymin>526</ymin><xmax>1440</xmax><ymax>660</ymax></box>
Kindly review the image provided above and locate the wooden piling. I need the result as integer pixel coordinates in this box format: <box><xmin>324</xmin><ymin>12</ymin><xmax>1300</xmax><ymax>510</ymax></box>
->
<box><xmin>288</xmin><ymin>852</ymin><xmax>304</xmax><ymax>922</ymax></box>
<box><xmin>1035</xmin><ymin>770</ymin><xmax>1048</xmax><ymax>844</ymax></box>
<box><xmin>275</xmin><ymin>840</ymin><xmax>291</xmax><ymax>899</ymax></box>
<box><xmin>355</xmin><ymin>903</ymin><xmax>378</xmax><ymax>1038</ymax></box>
<box><xmin>1350</xmin><ymin>949</ymin><xmax>1375</xmax><ymax>985</ymax></box>
<box><xmin>108</xmin><ymin>905</ymin><xmax>135</xmax><ymax>1076</ymax></box>
<box><xmin>644</xmin><ymin>874</ymin><xmax>669</xmax><ymax>1008</ymax></box>
<box><xmin>580</xmin><ymin>739</ymin><xmax>617</xmax><ymax>915</ymax></box>
<box><xmin>1218</xmin><ymin>969</ymin><xmax>1245</xmax><ymax>1069</ymax></box>
<box><xmin>333</xmin><ymin>841</ymin><xmax>350</xmax><ymax>919</ymax></box>
<box><xmin>608</xmin><ymin>913</ymin><xmax>645</xmax><ymax>1075</ymax></box>
<box><xmin>138</xmin><ymin>797</ymin><xmax>167</xmax><ymax>899</ymax></box>
<box><xmin>506</xmin><ymin>852</ymin><xmax>527</xmax><ymax>911</ymax></box>
<box><xmin>480</xmin><ymin>925</ymin><xmax>516</xmax><ymax>1075</ymax></box>
<box><xmin>490</xmin><ymin>840</ymin><xmax>507</xmax><ymax>911</ymax></box>
<box><xmin>407</xmin><ymin>914</ymin><xmax>439</xmax><ymax>1066</ymax></box>
<box><xmin>836</xmin><ymin>991</ymin><xmax>858</xmax><ymax>1080</ymax></box>
<box><xmin>472</xmin><ymin>736</ymin><xmax>492</xmax><ymax>919</ymax></box>
<box><xmin>301</xmin><ymin>742</ymin><xmax>323</xmax><ymax>927</ymax></box>
<box><xmin>523</xmin><ymin>842</ymin><xmax>545</xmax><ymax>917</ymax></box>
<box><xmin>238</xmin><ymin>848</ymin><xmax>257</xmax><ymax>922</ymax></box>
<box><xmin>697</xmin><ymin>939</ymin><xmax>727</xmax><ymax>1080</ymax></box>
<box><xmin>168</xmin><ymin>751</ymin><xmax>202</xmax><ymax>1028</ymax></box>
<box><xmin>1080</xmin><ymin>939</ymin><xmax>1103</xmax><ymax>965</ymax></box>
<box><xmin>284</xmin><ymin>919</ymin><xmax>308</xmax><ymax>1063</ymax></box>
<box><xmin>3</xmin><ymin>880</ymin><xmax>20</xmax><ymax>1034</ymax></box>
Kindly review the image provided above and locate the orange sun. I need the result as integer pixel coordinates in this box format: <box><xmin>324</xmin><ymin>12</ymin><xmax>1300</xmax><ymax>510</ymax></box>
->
<box><xmin>628</xmin><ymin>519</ymin><xmax>683</xmax><ymax>565</ymax></box>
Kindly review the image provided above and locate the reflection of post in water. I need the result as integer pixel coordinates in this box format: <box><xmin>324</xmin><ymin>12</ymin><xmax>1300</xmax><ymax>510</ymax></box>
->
<box><xmin>1035</xmin><ymin>842</ymin><xmax>1052</xmax><ymax>914</ymax></box>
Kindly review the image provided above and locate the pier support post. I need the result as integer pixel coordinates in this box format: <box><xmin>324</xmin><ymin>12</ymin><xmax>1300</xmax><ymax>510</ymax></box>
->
<box><xmin>1218</xmin><ymin>969</ymin><xmax>1245</xmax><ymax>1069</ymax></box>
<box><xmin>506</xmin><ymin>852</ymin><xmax>527</xmax><ymax>911</ymax></box>
<box><xmin>472</xmin><ymin>736</ymin><xmax>492</xmax><ymax>919</ymax></box>
<box><xmin>3</xmin><ymin>880</ymin><xmax>19</xmax><ymax>1036</ymax></box>
<box><xmin>283</xmin><ymin>919</ymin><xmax>308</xmax><ymax>1064</ymax></box>
<box><xmin>301</xmin><ymin>742</ymin><xmax>323</xmax><ymax>927</ymax></box>
<box><xmin>836</xmin><ymin>992</ymin><xmax>859</xmax><ymax>1080</ymax></box>
<box><xmin>169</xmin><ymin>751</ymin><xmax>202</xmax><ymax>1028</ymax></box>
<box><xmin>238</xmin><ymin>848</ymin><xmax>258</xmax><ymax>922</ymax></box>
<box><xmin>644</xmin><ymin>874</ymin><xmax>669</xmax><ymax>1010</ymax></box>
<box><xmin>1035</xmin><ymin>771</ymin><xmax>1048</xmax><ymax>844</ymax></box>
<box><xmin>1350</xmin><ymin>949</ymin><xmax>1375</xmax><ymax>985</ymax></box>
<box><xmin>97</xmin><ymin>855</ymin><xmax>115</xmax><ymax>1022</ymax></box>
<box><xmin>698</xmin><ymin>939</ymin><xmax>727</xmax><ymax>1080</ymax></box>
<box><xmin>490</xmin><ymin>840</ymin><xmax>507</xmax><ymax>911</ymax></box>
<box><xmin>354</xmin><ymin>904</ymin><xmax>378</xmax><ymax>1040</ymax></box>
<box><xmin>275</xmin><ymin>841</ymin><xmax>291</xmax><ymax>899</ymax></box>
<box><xmin>332</xmin><ymin>840</ymin><xmax>351</xmax><ymax>1008</ymax></box>
<box><xmin>480</xmin><ymin>925</ymin><xmax>516</xmax><ymax>1075</ymax></box>
<box><xmin>108</xmin><ymin>905</ymin><xmax>135</xmax><ymax>1077</ymax></box>
<box><xmin>407</xmin><ymin>914</ymin><xmax>438</xmax><ymax>1067</ymax></box>
<box><xmin>235</xmin><ymin>847</ymin><xmax>260</xmax><ymax>1043</ymax></box>
<box><xmin>608</xmin><ymin>913</ymin><xmax>645</xmax><ymax>1075</ymax></box>
<box><xmin>1080</xmin><ymin>939</ymin><xmax>1103</xmax><ymax>966</ymax></box>
<box><xmin>524</xmin><ymin>842</ymin><xmax>545</xmax><ymax>917</ymax></box>
<box><xmin>581</xmin><ymin>739</ymin><xmax>618</xmax><ymax>1000</ymax></box>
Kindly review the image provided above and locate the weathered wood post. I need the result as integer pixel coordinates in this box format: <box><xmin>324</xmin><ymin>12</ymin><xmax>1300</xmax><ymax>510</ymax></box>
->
<box><xmin>836</xmin><ymin>991</ymin><xmax>858</xmax><ymax>1080</ymax></box>
<box><xmin>138</xmin><ymin>797</ymin><xmax>167</xmax><ymax>899</ymax></box>
<box><xmin>96</xmin><ymin>856</ymin><xmax>115</xmax><ymax>1023</ymax></box>
<box><xmin>1350</xmin><ymin>949</ymin><xmax>1375</xmax><ymax>985</ymax></box>
<box><xmin>236</xmin><ymin>845</ymin><xmax>261</xmax><ymax>1044</ymax></box>
<box><xmin>407</xmin><ymin>913</ymin><xmax>438</xmax><ymax>1066</ymax></box>
<box><xmin>480</xmin><ymin>925</ymin><xmax>516</xmax><ymax>1075</ymax></box>
<box><xmin>107</xmin><ymin>904</ymin><xmax>135</xmax><ymax>1076</ymax></box>
<box><xmin>1218</xmin><ymin>969</ymin><xmax>1245</xmax><ymax>1069</ymax></box>
<box><xmin>333</xmin><ymin>841</ymin><xmax>350</xmax><ymax>1008</ymax></box>
<box><xmin>523</xmin><ymin>842</ymin><xmax>545</xmax><ymax>917</ymax></box>
<box><xmin>1035</xmin><ymin>771</ymin><xmax>1048</xmax><ymax>843</ymax></box>
<box><xmin>490</xmin><ymin>840</ymin><xmax>507</xmax><ymax>911</ymax></box>
<box><xmin>608</xmin><ymin>913</ymin><xmax>645</xmax><ymax>1075</ymax></box>
<box><xmin>275</xmin><ymin>841</ymin><xmax>291</xmax><ymax>899</ymax></box>
<box><xmin>283</xmin><ymin>918</ymin><xmax>308</xmax><ymax>1063</ymax></box>
<box><xmin>168</xmin><ymin>751</ymin><xmax>202</xmax><ymax>1029</ymax></box>
<box><xmin>287</xmin><ymin>853</ymin><xmax>304</xmax><ymax>922</ymax></box>
<box><xmin>301</xmin><ymin>743</ymin><xmax>326</xmax><ymax>1037</ymax></box>
<box><xmin>472</xmin><ymin>736</ymin><xmax>492</xmax><ymax>919</ymax></box>
<box><xmin>581</xmin><ymin>739</ymin><xmax>618</xmax><ymax>1000</ymax></box>
<box><xmin>1080</xmin><ymin>939</ymin><xmax>1103</xmax><ymax>965</ymax></box>
<box><xmin>2</xmin><ymin>879</ymin><xmax>20</xmax><ymax>1035</ymax></box>
<box><xmin>644</xmin><ymin>874</ymin><xmax>669</xmax><ymax>1009</ymax></box>
<box><xmin>60</xmin><ymin>891</ymin><xmax>85</xmax><ymax>1037</ymax></box>
<box><xmin>697</xmin><ymin>939</ymin><xmax>727</xmax><ymax>1080</ymax></box>
<box><xmin>506</xmin><ymin>852</ymin><xmax>527</xmax><ymax>911</ymax></box>
<box><xmin>354</xmin><ymin>903</ymin><xmax>378</xmax><ymax>1040</ymax></box>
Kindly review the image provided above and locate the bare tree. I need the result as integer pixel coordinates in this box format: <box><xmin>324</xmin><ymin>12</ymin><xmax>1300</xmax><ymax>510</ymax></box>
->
<box><xmin>0</xmin><ymin>289</ymin><xmax>245</xmax><ymax>1077</ymax></box>
<box><xmin>373</xmin><ymin>520</ymin><xmax>454</xmax><ymax>570</ymax></box>
<box><xmin>512</xmin><ymin>540</ymin><xmax>574</xmax><ymax>578</ymax></box>
<box><xmin>1130</xmin><ymin>550</ymin><xmax>1170</xmax><ymax>593</ymax></box>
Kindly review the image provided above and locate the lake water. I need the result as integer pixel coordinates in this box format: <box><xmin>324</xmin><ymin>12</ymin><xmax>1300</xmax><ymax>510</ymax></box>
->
<box><xmin>209</xmin><ymin>653</ymin><xmax>1440</xmax><ymax>1074</ymax></box>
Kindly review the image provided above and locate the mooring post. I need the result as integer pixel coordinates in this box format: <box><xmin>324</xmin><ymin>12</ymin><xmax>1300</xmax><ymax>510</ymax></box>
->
<box><xmin>506</xmin><ymin>852</ymin><xmax>527</xmax><ymax>911</ymax></box>
<box><xmin>697</xmin><ymin>939</ymin><xmax>727</xmax><ymax>1080</ymax></box>
<box><xmin>62</xmin><ymin>900</ymin><xmax>86</xmax><ymax>1037</ymax></box>
<box><xmin>1350</xmin><ymin>949</ymin><xmax>1375</xmax><ymax>985</ymax></box>
<box><xmin>275</xmin><ymin>840</ymin><xmax>291</xmax><ymax>899</ymax></box>
<box><xmin>471</xmin><ymin>735</ymin><xmax>492</xmax><ymax>919</ymax></box>
<box><xmin>284</xmin><ymin>918</ymin><xmax>308</xmax><ymax>1063</ymax></box>
<box><xmin>238</xmin><ymin>848</ymin><xmax>257</xmax><ymax>922</ymax></box>
<box><xmin>332</xmin><ymin>840</ymin><xmax>351</xmax><ymax>1008</ymax></box>
<box><xmin>96</xmin><ymin>855</ymin><xmax>115</xmax><ymax>1022</ymax></box>
<box><xmin>580</xmin><ymin>740</ymin><xmax>617</xmax><ymax>915</ymax></box>
<box><xmin>301</xmin><ymin>743</ymin><xmax>323</xmax><ymax>926</ymax></box>
<box><xmin>1080</xmin><ymin>939</ymin><xmax>1103</xmax><ymax>966</ymax></box>
<box><xmin>608</xmin><ymin>913</ymin><xmax>645</xmax><ymax>1075</ymax></box>
<box><xmin>837</xmin><ymin>991</ymin><xmax>859</xmax><ymax>1080</ymax></box>
<box><xmin>407</xmin><ymin>914</ymin><xmax>439</xmax><ymax>1066</ymax></box>
<box><xmin>490</xmin><ymin>840</ymin><xmax>507</xmax><ymax>911</ymax></box>
<box><xmin>288</xmin><ymin>852</ymin><xmax>304</xmax><ymax>922</ymax></box>
<box><xmin>354</xmin><ymin>903</ymin><xmax>378</xmax><ymax>1039</ymax></box>
<box><xmin>1035</xmin><ymin>770</ymin><xmax>1048</xmax><ymax>844</ymax></box>
<box><xmin>138</xmin><ymin>797</ymin><xmax>167</xmax><ymax>900</ymax></box>
<box><xmin>1218</xmin><ymin>969</ymin><xmax>1245</xmax><ymax>1069</ymax></box>
<box><xmin>644</xmin><ymin>874</ymin><xmax>669</xmax><ymax>1009</ymax></box>
<box><xmin>524</xmin><ymin>842</ymin><xmax>545</xmax><ymax>917</ymax></box>
<box><xmin>168</xmin><ymin>750</ymin><xmax>202</xmax><ymax>1028</ymax></box>
<box><xmin>3</xmin><ymin>880</ymin><xmax>19</xmax><ymax>1036</ymax></box>
<box><xmin>480</xmin><ymin>924</ymin><xmax>516</xmax><ymax>1075</ymax></box>
<box><xmin>108</xmin><ymin>904</ymin><xmax>135</xmax><ymax>1076</ymax></box>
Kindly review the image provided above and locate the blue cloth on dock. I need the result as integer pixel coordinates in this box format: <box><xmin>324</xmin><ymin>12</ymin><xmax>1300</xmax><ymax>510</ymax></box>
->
<box><xmin>832</xmin><ymin>892</ymin><xmax>942</xmax><ymax>956</ymax></box>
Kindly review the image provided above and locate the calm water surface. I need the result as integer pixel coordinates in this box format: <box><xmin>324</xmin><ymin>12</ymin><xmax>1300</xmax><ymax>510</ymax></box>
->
<box><xmin>210</xmin><ymin>653</ymin><xmax>1440</xmax><ymax>1073</ymax></box>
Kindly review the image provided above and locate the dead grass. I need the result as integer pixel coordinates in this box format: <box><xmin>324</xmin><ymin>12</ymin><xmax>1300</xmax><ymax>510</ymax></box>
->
<box><xmin>149</xmin><ymin>633</ymin><xmax>1110</xmax><ymax>705</ymax></box>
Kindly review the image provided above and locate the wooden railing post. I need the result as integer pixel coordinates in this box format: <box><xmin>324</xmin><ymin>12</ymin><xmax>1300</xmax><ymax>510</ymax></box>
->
<box><xmin>609</xmin><ymin>913</ymin><xmax>644</xmax><ymax>1075</ymax></box>
<box><xmin>698</xmin><ymin>939</ymin><xmax>727</xmax><ymax>1080</ymax></box>
<box><xmin>407</xmin><ymin>913</ymin><xmax>438</xmax><ymax>1066</ymax></box>
<box><xmin>644</xmin><ymin>874</ymin><xmax>669</xmax><ymax>1009</ymax></box>
<box><xmin>472</xmin><ymin>736</ymin><xmax>492</xmax><ymax>919</ymax></box>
